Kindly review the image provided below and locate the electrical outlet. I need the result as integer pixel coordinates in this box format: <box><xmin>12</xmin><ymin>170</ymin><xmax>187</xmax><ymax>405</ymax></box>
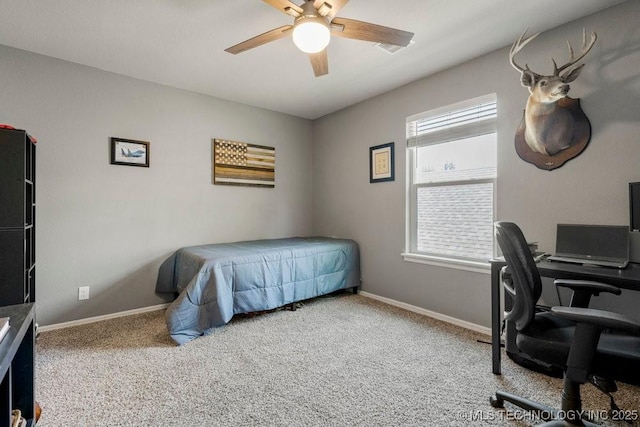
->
<box><xmin>78</xmin><ymin>286</ymin><xmax>90</xmax><ymax>301</ymax></box>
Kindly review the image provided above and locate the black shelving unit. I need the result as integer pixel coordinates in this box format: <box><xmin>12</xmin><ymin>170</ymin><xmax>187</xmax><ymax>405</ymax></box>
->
<box><xmin>0</xmin><ymin>303</ymin><xmax>35</xmax><ymax>427</ymax></box>
<box><xmin>0</xmin><ymin>127</ymin><xmax>36</xmax><ymax>307</ymax></box>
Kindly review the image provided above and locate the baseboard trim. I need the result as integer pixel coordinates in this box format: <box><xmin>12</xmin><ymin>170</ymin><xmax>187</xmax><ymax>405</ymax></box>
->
<box><xmin>359</xmin><ymin>291</ymin><xmax>491</xmax><ymax>336</ymax></box>
<box><xmin>38</xmin><ymin>294</ymin><xmax>490</xmax><ymax>336</ymax></box>
<box><xmin>38</xmin><ymin>303</ymin><xmax>170</xmax><ymax>332</ymax></box>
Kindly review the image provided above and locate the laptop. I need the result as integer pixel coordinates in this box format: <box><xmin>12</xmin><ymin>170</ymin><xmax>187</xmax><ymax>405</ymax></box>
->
<box><xmin>548</xmin><ymin>224</ymin><xmax>630</xmax><ymax>269</ymax></box>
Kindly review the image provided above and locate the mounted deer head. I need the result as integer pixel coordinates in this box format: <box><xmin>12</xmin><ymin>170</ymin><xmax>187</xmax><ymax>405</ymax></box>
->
<box><xmin>510</xmin><ymin>29</ymin><xmax>597</xmax><ymax>163</ymax></box>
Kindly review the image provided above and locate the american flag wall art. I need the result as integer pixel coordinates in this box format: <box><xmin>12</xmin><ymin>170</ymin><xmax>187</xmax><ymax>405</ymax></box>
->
<box><xmin>212</xmin><ymin>139</ymin><xmax>275</xmax><ymax>187</ymax></box>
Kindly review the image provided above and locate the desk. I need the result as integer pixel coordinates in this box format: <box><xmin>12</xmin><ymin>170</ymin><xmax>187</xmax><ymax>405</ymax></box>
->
<box><xmin>0</xmin><ymin>303</ymin><xmax>35</xmax><ymax>426</ymax></box>
<box><xmin>489</xmin><ymin>259</ymin><xmax>640</xmax><ymax>375</ymax></box>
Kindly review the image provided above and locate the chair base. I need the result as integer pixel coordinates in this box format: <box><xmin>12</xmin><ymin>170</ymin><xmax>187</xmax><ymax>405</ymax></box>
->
<box><xmin>539</xmin><ymin>421</ymin><xmax>598</xmax><ymax>427</ymax></box>
<box><xmin>507</xmin><ymin>350</ymin><xmax>563</xmax><ymax>379</ymax></box>
<box><xmin>490</xmin><ymin>390</ymin><xmax>599</xmax><ymax>427</ymax></box>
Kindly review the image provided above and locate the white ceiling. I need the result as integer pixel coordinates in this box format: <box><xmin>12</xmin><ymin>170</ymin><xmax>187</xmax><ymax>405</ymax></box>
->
<box><xmin>0</xmin><ymin>0</ymin><xmax>626</xmax><ymax>120</ymax></box>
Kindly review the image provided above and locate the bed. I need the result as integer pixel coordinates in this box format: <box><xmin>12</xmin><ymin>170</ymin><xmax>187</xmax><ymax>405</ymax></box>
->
<box><xmin>155</xmin><ymin>236</ymin><xmax>360</xmax><ymax>344</ymax></box>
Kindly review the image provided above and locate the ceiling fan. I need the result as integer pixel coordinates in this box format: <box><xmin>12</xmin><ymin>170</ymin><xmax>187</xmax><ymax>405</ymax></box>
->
<box><xmin>224</xmin><ymin>0</ymin><xmax>414</xmax><ymax>77</ymax></box>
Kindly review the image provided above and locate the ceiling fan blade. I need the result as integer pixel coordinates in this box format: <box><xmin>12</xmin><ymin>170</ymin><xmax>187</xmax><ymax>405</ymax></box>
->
<box><xmin>225</xmin><ymin>25</ymin><xmax>293</xmax><ymax>55</ymax></box>
<box><xmin>262</xmin><ymin>0</ymin><xmax>303</xmax><ymax>17</ymax></box>
<box><xmin>313</xmin><ymin>0</ymin><xmax>349</xmax><ymax>20</ymax></box>
<box><xmin>309</xmin><ymin>50</ymin><xmax>329</xmax><ymax>77</ymax></box>
<box><xmin>331</xmin><ymin>17</ymin><xmax>414</xmax><ymax>47</ymax></box>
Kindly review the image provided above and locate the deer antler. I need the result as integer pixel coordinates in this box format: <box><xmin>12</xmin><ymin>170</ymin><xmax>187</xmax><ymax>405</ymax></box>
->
<box><xmin>552</xmin><ymin>28</ymin><xmax>597</xmax><ymax>76</ymax></box>
<box><xmin>509</xmin><ymin>29</ymin><xmax>540</xmax><ymax>73</ymax></box>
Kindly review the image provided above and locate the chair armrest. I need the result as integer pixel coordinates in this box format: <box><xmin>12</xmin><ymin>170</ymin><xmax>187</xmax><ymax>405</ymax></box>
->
<box><xmin>500</xmin><ymin>266</ymin><xmax>515</xmax><ymax>298</ymax></box>
<box><xmin>554</xmin><ymin>279</ymin><xmax>621</xmax><ymax>295</ymax></box>
<box><xmin>554</xmin><ymin>279</ymin><xmax>621</xmax><ymax>308</ymax></box>
<box><xmin>550</xmin><ymin>306</ymin><xmax>640</xmax><ymax>335</ymax></box>
<box><xmin>553</xmin><ymin>306</ymin><xmax>640</xmax><ymax>383</ymax></box>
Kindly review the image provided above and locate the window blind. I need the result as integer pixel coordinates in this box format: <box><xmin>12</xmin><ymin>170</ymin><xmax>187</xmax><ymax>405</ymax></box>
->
<box><xmin>407</xmin><ymin>94</ymin><xmax>497</xmax><ymax>148</ymax></box>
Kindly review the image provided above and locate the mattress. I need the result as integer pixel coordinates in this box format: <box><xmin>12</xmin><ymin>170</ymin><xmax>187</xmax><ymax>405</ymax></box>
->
<box><xmin>155</xmin><ymin>237</ymin><xmax>360</xmax><ymax>344</ymax></box>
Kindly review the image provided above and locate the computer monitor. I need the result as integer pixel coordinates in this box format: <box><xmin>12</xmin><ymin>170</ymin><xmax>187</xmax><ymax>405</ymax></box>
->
<box><xmin>630</xmin><ymin>182</ymin><xmax>640</xmax><ymax>232</ymax></box>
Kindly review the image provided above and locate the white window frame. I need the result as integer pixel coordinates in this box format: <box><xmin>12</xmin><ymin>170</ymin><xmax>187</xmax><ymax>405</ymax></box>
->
<box><xmin>402</xmin><ymin>94</ymin><xmax>497</xmax><ymax>274</ymax></box>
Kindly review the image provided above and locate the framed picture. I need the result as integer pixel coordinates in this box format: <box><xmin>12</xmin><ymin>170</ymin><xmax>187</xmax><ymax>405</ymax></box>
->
<box><xmin>212</xmin><ymin>138</ymin><xmax>275</xmax><ymax>187</ymax></box>
<box><xmin>110</xmin><ymin>137</ymin><xmax>150</xmax><ymax>167</ymax></box>
<box><xmin>369</xmin><ymin>142</ymin><xmax>394</xmax><ymax>183</ymax></box>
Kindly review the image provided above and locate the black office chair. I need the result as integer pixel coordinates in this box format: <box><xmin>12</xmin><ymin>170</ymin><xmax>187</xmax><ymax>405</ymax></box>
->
<box><xmin>491</xmin><ymin>221</ymin><xmax>640</xmax><ymax>426</ymax></box>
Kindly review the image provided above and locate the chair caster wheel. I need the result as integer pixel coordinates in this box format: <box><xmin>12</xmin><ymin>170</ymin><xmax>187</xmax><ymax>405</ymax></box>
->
<box><xmin>490</xmin><ymin>395</ymin><xmax>504</xmax><ymax>408</ymax></box>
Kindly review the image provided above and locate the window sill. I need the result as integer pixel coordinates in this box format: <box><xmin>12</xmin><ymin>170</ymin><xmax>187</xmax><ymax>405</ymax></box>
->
<box><xmin>401</xmin><ymin>252</ymin><xmax>491</xmax><ymax>274</ymax></box>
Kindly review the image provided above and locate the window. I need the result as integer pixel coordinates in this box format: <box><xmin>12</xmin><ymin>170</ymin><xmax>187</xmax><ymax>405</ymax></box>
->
<box><xmin>405</xmin><ymin>94</ymin><xmax>497</xmax><ymax>268</ymax></box>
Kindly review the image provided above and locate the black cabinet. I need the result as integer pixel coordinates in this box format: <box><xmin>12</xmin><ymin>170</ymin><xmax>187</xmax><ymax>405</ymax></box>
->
<box><xmin>0</xmin><ymin>128</ymin><xmax>36</xmax><ymax>306</ymax></box>
<box><xmin>0</xmin><ymin>303</ymin><xmax>35</xmax><ymax>427</ymax></box>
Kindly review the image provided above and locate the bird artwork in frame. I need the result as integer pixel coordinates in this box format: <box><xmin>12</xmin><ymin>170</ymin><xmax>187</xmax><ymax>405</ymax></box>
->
<box><xmin>110</xmin><ymin>137</ymin><xmax>150</xmax><ymax>167</ymax></box>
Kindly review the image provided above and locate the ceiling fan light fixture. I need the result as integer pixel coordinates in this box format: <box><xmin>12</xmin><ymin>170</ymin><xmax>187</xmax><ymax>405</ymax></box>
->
<box><xmin>292</xmin><ymin>16</ymin><xmax>330</xmax><ymax>54</ymax></box>
<box><xmin>225</xmin><ymin>0</ymin><xmax>415</xmax><ymax>78</ymax></box>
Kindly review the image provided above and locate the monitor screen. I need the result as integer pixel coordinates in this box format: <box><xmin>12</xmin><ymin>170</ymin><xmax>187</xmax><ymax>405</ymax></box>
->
<box><xmin>630</xmin><ymin>182</ymin><xmax>640</xmax><ymax>232</ymax></box>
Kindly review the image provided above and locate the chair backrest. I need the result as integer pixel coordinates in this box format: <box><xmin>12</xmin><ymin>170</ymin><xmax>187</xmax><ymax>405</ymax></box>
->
<box><xmin>494</xmin><ymin>221</ymin><xmax>542</xmax><ymax>331</ymax></box>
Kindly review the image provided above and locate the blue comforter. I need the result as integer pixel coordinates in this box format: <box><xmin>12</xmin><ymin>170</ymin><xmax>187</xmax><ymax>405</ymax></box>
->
<box><xmin>156</xmin><ymin>237</ymin><xmax>360</xmax><ymax>344</ymax></box>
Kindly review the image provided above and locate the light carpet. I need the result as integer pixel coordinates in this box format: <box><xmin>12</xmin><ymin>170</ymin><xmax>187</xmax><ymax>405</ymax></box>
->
<box><xmin>35</xmin><ymin>294</ymin><xmax>639</xmax><ymax>426</ymax></box>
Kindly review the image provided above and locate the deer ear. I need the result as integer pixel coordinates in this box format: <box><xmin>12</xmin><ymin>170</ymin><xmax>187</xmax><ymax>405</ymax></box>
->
<box><xmin>520</xmin><ymin>70</ymin><xmax>537</xmax><ymax>88</ymax></box>
<box><xmin>561</xmin><ymin>64</ymin><xmax>585</xmax><ymax>83</ymax></box>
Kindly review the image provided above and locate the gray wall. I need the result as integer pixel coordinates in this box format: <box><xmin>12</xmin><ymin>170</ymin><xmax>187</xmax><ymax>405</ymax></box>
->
<box><xmin>312</xmin><ymin>1</ymin><xmax>640</xmax><ymax>327</ymax></box>
<box><xmin>1</xmin><ymin>1</ymin><xmax>638</xmax><ymax>329</ymax></box>
<box><xmin>0</xmin><ymin>46</ymin><xmax>314</xmax><ymax>325</ymax></box>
